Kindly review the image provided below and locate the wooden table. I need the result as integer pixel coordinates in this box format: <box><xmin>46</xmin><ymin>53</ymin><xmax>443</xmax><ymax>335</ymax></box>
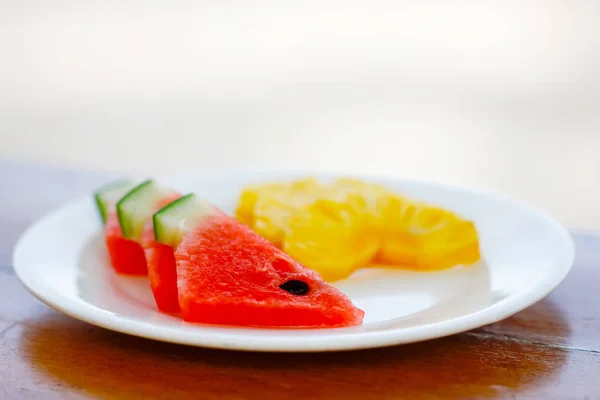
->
<box><xmin>0</xmin><ymin>160</ymin><xmax>598</xmax><ymax>399</ymax></box>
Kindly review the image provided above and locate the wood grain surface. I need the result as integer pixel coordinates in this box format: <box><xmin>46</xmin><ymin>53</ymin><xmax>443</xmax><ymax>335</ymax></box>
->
<box><xmin>1</xmin><ymin>160</ymin><xmax>599</xmax><ymax>400</ymax></box>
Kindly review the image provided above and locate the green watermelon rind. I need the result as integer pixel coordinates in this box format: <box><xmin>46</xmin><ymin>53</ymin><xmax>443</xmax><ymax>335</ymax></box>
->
<box><xmin>116</xmin><ymin>179</ymin><xmax>172</xmax><ymax>241</ymax></box>
<box><xmin>93</xmin><ymin>179</ymin><xmax>135</xmax><ymax>224</ymax></box>
<box><xmin>153</xmin><ymin>193</ymin><xmax>216</xmax><ymax>248</ymax></box>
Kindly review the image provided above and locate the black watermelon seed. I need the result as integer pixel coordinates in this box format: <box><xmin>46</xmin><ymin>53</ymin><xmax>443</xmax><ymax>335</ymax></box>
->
<box><xmin>279</xmin><ymin>280</ymin><xmax>309</xmax><ymax>295</ymax></box>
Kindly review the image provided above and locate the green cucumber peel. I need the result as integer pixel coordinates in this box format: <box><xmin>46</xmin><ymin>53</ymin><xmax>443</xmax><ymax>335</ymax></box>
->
<box><xmin>153</xmin><ymin>193</ymin><xmax>216</xmax><ymax>248</ymax></box>
<box><xmin>116</xmin><ymin>179</ymin><xmax>173</xmax><ymax>241</ymax></box>
<box><xmin>93</xmin><ymin>179</ymin><xmax>135</xmax><ymax>224</ymax></box>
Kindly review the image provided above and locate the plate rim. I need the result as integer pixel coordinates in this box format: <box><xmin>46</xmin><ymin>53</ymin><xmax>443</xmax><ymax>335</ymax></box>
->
<box><xmin>12</xmin><ymin>172</ymin><xmax>575</xmax><ymax>352</ymax></box>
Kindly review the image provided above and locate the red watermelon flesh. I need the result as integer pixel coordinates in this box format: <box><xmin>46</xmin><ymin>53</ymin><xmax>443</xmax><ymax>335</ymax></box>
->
<box><xmin>175</xmin><ymin>210</ymin><xmax>364</xmax><ymax>328</ymax></box>
<box><xmin>105</xmin><ymin>211</ymin><xmax>148</xmax><ymax>275</ymax></box>
<box><xmin>140</xmin><ymin>193</ymin><xmax>182</xmax><ymax>313</ymax></box>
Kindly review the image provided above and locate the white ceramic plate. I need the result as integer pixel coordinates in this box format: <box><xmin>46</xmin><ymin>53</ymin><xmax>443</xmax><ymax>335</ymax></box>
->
<box><xmin>13</xmin><ymin>171</ymin><xmax>574</xmax><ymax>352</ymax></box>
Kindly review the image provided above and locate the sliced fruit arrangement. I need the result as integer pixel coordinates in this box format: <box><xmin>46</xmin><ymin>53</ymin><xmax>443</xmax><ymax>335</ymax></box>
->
<box><xmin>235</xmin><ymin>177</ymin><xmax>481</xmax><ymax>280</ymax></box>
<box><xmin>93</xmin><ymin>181</ymin><xmax>365</xmax><ymax>328</ymax></box>
<box><xmin>93</xmin><ymin>175</ymin><xmax>479</xmax><ymax>328</ymax></box>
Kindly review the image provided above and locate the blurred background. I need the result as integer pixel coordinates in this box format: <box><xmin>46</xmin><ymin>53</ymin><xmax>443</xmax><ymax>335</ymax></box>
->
<box><xmin>0</xmin><ymin>0</ymin><xmax>599</xmax><ymax>230</ymax></box>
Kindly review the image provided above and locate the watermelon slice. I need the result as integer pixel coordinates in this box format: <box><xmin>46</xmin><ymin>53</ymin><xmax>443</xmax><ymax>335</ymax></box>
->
<box><xmin>154</xmin><ymin>194</ymin><xmax>364</xmax><ymax>328</ymax></box>
<box><xmin>115</xmin><ymin>180</ymin><xmax>182</xmax><ymax>311</ymax></box>
<box><xmin>94</xmin><ymin>180</ymin><xmax>147</xmax><ymax>275</ymax></box>
<box><xmin>141</xmin><ymin>223</ymin><xmax>181</xmax><ymax>313</ymax></box>
<box><xmin>105</xmin><ymin>211</ymin><xmax>148</xmax><ymax>275</ymax></box>
<box><xmin>140</xmin><ymin>193</ymin><xmax>183</xmax><ymax>313</ymax></box>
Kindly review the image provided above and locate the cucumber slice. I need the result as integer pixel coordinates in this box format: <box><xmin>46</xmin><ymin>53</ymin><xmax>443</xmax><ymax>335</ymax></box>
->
<box><xmin>153</xmin><ymin>194</ymin><xmax>216</xmax><ymax>248</ymax></box>
<box><xmin>94</xmin><ymin>180</ymin><xmax>135</xmax><ymax>224</ymax></box>
<box><xmin>116</xmin><ymin>180</ymin><xmax>173</xmax><ymax>241</ymax></box>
